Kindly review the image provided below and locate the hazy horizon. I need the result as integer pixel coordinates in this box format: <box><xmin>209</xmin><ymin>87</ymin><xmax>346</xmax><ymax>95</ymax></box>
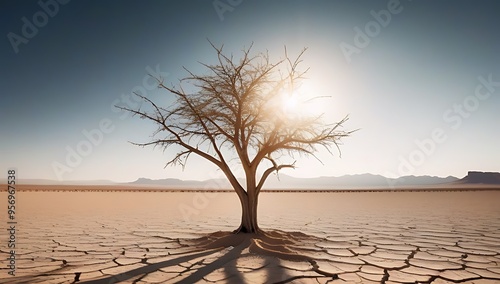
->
<box><xmin>2</xmin><ymin>1</ymin><xmax>500</xmax><ymax>182</ymax></box>
<box><xmin>1</xmin><ymin>170</ymin><xmax>491</xmax><ymax>185</ymax></box>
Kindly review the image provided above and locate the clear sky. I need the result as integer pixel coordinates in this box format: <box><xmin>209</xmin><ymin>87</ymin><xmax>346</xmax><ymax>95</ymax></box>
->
<box><xmin>1</xmin><ymin>0</ymin><xmax>499</xmax><ymax>182</ymax></box>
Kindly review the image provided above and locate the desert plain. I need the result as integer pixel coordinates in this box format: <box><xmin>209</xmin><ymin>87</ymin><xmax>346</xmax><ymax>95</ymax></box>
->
<box><xmin>1</xmin><ymin>186</ymin><xmax>500</xmax><ymax>284</ymax></box>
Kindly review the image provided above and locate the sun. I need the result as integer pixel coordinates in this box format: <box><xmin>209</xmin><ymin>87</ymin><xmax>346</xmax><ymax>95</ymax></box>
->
<box><xmin>282</xmin><ymin>93</ymin><xmax>299</xmax><ymax>114</ymax></box>
<box><xmin>265</xmin><ymin>81</ymin><xmax>326</xmax><ymax>122</ymax></box>
<box><xmin>279</xmin><ymin>83</ymin><xmax>324</xmax><ymax>120</ymax></box>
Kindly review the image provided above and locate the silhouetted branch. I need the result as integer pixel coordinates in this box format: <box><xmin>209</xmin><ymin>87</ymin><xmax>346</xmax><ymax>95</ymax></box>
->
<box><xmin>256</xmin><ymin>159</ymin><xmax>296</xmax><ymax>193</ymax></box>
<box><xmin>118</xmin><ymin>41</ymin><xmax>352</xmax><ymax>196</ymax></box>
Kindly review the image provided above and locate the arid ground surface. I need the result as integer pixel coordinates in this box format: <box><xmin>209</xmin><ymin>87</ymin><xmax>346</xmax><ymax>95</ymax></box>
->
<box><xmin>1</xmin><ymin>190</ymin><xmax>499</xmax><ymax>283</ymax></box>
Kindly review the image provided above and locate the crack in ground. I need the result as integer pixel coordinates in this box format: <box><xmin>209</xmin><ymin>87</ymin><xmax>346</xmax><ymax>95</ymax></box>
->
<box><xmin>380</xmin><ymin>268</ymin><xmax>389</xmax><ymax>284</ymax></box>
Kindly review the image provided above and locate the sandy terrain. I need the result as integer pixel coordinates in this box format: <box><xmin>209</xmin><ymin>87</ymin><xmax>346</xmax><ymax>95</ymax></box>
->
<box><xmin>0</xmin><ymin>189</ymin><xmax>499</xmax><ymax>283</ymax></box>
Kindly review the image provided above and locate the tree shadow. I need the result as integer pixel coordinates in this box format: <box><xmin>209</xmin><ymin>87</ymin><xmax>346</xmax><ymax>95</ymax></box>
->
<box><xmin>71</xmin><ymin>230</ymin><xmax>338</xmax><ymax>284</ymax></box>
<box><xmin>78</xmin><ymin>248</ymin><xmax>223</xmax><ymax>284</ymax></box>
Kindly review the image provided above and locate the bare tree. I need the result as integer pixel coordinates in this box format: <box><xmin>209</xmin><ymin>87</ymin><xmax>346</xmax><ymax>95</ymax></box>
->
<box><xmin>119</xmin><ymin>42</ymin><xmax>352</xmax><ymax>234</ymax></box>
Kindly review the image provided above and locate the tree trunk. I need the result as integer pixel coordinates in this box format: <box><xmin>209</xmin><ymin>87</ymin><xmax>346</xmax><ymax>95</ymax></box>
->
<box><xmin>235</xmin><ymin>190</ymin><xmax>260</xmax><ymax>234</ymax></box>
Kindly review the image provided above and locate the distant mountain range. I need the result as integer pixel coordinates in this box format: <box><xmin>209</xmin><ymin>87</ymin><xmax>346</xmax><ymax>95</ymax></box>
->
<box><xmin>128</xmin><ymin>173</ymin><xmax>458</xmax><ymax>189</ymax></box>
<box><xmin>2</xmin><ymin>171</ymin><xmax>499</xmax><ymax>189</ymax></box>
<box><xmin>127</xmin><ymin>171</ymin><xmax>500</xmax><ymax>189</ymax></box>
<box><xmin>0</xmin><ymin>178</ymin><xmax>117</xmax><ymax>185</ymax></box>
<box><xmin>456</xmin><ymin>171</ymin><xmax>500</xmax><ymax>185</ymax></box>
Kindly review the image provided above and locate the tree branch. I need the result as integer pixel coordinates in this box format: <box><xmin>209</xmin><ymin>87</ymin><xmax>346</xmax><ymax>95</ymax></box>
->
<box><xmin>119</xmin><ymin>41</ymin><xmax>353</xmax><ymax>197</ymax></box>
<box><xmin>256</xmin><ymin>159</ymin><xmax>296</xmax><ymax>193</ymax></box>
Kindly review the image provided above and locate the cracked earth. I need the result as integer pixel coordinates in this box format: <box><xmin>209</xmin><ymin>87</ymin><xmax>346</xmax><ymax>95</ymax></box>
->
<box><xmin>0</xmin><ymin>191</ymin><xmax>499</xmax><ymax>283</ymax></box>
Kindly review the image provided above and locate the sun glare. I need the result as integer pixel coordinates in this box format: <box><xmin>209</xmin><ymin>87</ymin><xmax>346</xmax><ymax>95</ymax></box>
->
<box><xmin>282</xmin><ymin>94</ymin><xmax>299</xmax><ymax>114</ymax></box>
<box><xmin>277</xmin><ymin>82</ymin><xmax>325</xmax><ymax>120</ymax></box>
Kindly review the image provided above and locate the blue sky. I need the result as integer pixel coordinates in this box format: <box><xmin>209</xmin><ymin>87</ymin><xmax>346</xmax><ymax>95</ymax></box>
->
<box><xmin>1</xmin><ymin>0</ymin><xmax>499</xmax><ymax>182</ymax></box>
